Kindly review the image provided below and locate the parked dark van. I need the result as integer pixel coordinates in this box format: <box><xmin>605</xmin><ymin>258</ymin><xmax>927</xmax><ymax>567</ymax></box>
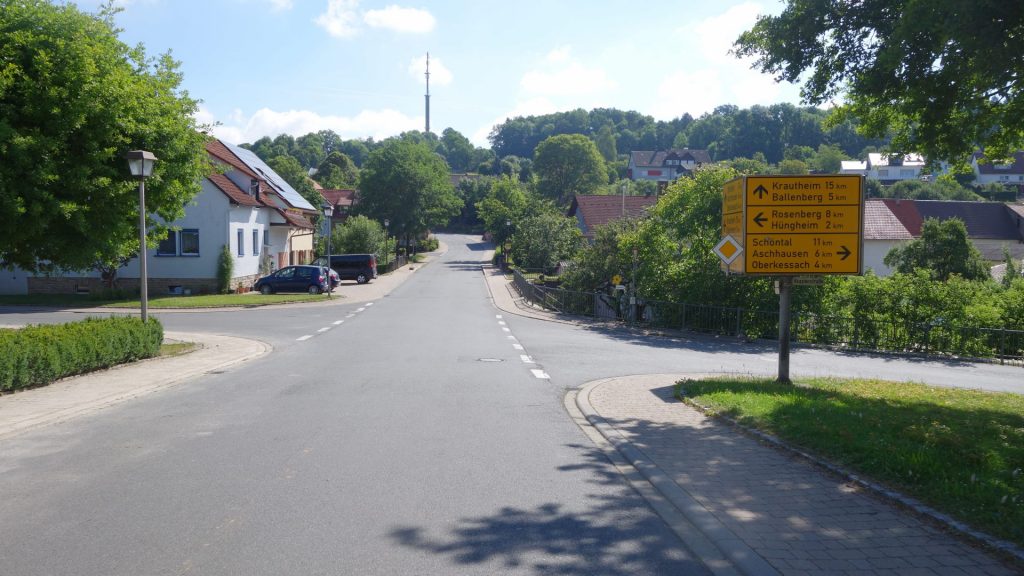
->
<box><xmin>314</xmin><ymin>254</ymin><xmax>377</xmax><ymax>284</ymax></box>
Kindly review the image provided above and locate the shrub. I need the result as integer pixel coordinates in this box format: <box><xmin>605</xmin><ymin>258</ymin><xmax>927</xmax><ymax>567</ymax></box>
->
<box><xmin>0</xmin><ymin>316</ymin><xmax>163</xmax><ymax>392</ymax></box>
<box><xmin>217</xmin><ymin>244</ymin><xmax>233</xmax><ymax>293</ymax></box>
<box><xmin>418</xmin><ymin>236</ymin><xmax>440</xmax><ymax>252</ymax></box>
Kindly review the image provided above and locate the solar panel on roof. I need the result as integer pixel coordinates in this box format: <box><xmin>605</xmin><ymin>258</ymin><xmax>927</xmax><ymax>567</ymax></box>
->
<box><xmin>223</xmin><ymin>142</ymin><xmax>316</xmax><ymax>211</ymax></box>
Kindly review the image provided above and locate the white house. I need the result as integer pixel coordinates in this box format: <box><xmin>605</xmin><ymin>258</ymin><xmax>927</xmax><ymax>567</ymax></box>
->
<box><xmin>628</xmin><ymin>149</ymin><xmax>711</xmax><ymax>185</ymax></box>
<box><xmin>971</xmin><ymin>151</ymin><xmax>1024</xmax><ymax>195</ymax></box>
<box><xmin>840</xmin><ymin>153</ymin><xmax>928</xmax><ymax>185</ymax></box>
<box><xmin>16</xmin><ymin>139</ymin><xmax>318</xmax><ymax>295</ymax></box>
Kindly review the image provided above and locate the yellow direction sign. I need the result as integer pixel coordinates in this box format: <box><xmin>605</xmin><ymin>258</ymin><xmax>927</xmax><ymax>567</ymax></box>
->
<box><xmin>720</xmin><ymin>175</ymin><xmax>864</xmax><ymax>276</ymax></box>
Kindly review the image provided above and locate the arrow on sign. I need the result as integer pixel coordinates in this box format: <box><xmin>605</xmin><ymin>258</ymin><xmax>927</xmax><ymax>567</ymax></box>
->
<box><xmin>753</xmin><ymin>212</ymin><xmax>767</xmax><ymax>228</ymax></box>
<box><xmin>753</xmin><ymin>185</ymin><xmax>768</xmax><ymax>200</ymax></box>
<box><xmin>838</xmin><ymin>245</ymin><xmax>851</xmax><ymax>260</ymax></box>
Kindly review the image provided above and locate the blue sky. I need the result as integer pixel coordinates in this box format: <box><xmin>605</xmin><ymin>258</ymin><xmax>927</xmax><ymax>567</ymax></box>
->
<box><xmin>73</xmin><ymin>0</ymin><xmax>805</xmax><ymax>147</ymax></box>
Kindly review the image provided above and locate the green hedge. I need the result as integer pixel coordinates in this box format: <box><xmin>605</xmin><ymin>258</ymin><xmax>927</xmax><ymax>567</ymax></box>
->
<box><xmin>0</xmin><ymin>316</ymin><xmax>163</xmax><ymax>392</ymax></box>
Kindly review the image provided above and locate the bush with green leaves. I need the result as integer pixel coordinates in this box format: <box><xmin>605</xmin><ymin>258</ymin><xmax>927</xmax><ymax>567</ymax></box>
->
<box><xmin>217</xmin><ymin>244</ymin><xmax>233</xmax><ymax>293</ymax></box>
<box><xmin>0</xmin><ymin>316</ymin><xmax>163</xmax><ymax>392</ymax></box>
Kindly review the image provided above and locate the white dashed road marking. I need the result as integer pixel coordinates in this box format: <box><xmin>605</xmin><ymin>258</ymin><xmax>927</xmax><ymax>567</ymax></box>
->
<box><xmin>502</xmin><ymin>327</ymin><xmax>511</xmax><ymax>332</ymax></box>
<box><xmin>512</xmin><ymin>343</ymin><xmax>524</xmax><ymax>350</ymax></box>
<box><xmin>333</xmin><ymin>320</ymin><xmax>344</xmax><ymax>325</ymax></box>
<box><xmin>530</xmin><ymin>369</ymin><xmax>550</xmax><ymax>379</ymax></box>
<box><xmin>498</xmin><ymin>321</ymin><xmax>506</xmax><ymax>326</ymax></box>
<box><xmin>507</xmin><ymin>335</ymin><xmax>517</xmax><ymax>341</ymax></box>
<box><xmin>495</xmin><ymin>314</ymin><xmax>502</xmax><ymax>319</ymax></box>
<box><xmin>317</xmin><ymin>327</ymin><xmax>330</xmax><ymax>333</ymax></box>
<box><xmin>520</xmin><ymin>355</ymin><xmax>534</xmax><ymax>364</ymax></box>
<box><xmin>296</xmin><ymin>335</ymin><xmax>313</xmax><ymax>342</ymax></box>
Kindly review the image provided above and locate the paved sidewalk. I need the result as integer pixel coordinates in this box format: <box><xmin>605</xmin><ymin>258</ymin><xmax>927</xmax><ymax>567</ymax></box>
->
<box><xmin>483</xmin><ymin>266</ymin><xmax>1021</xmax><ymax>576</ymax></box>
<box><xmin>0</xmin><ymin>332</ymin><xmax>270</xmax><ymax>440</ymax></box>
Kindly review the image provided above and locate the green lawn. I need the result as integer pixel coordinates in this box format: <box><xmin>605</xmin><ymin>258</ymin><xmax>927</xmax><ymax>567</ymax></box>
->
<box><xmin>677</xmin><ymin>376</ymin><xmax>1024</xmax><ymax>547</ymax></box>
<box><xmin>0</xmin><ymin>292</ymin><xmax>332</xmax><ymax>308</ymax></box>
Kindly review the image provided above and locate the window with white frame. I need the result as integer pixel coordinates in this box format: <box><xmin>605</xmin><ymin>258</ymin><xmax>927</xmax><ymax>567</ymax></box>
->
<box><xmin>263</xmin><ymin>229</ymin><xmax>270</xmax><ymax>249</ymax></box>
<box><xmin>253</xmin><ymin>230</ymin><xmax>260</xmax><ymax>256</ymax></box>
<box><xmin>237</xmin><ymin>229</ymin><xmax>244</xmax><ymax>256</ymax></box>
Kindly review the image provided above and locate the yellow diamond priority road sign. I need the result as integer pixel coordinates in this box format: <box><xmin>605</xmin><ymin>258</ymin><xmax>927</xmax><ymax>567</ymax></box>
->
<box><xmin>720</xmin><ymin>175</ymin><xmax>864</xmax><ymax>276</ymax></box>
<box><xmin>714</xmin><ymin>235</ymin><xmax>743</xmax><ymax>265</ymax></box>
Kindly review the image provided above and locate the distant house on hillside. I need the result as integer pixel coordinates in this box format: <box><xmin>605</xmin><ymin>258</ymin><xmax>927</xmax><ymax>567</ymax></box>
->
<box><xmin>840</xmin><ymin>153</ymin><xmax>930</xmax><ymax>185</ymax></box>
<box><xmin>628</xmin><ymin>149</ymin><xmax>711</xmax><ymax>186</ymax></box>
<box><xmin>971</xmin><ymin>151</ymin><xmax>1024</xmax><ymax>196</ymax></box>
<box><xmin>862</xmin><ymin>199</ymin><xmax>1024</xmax><ymax>276</ymax></box>
<box><xmin>567</xmin><ymin>194</ymin><xmax>658</xmax><ymax>242</ymax></box>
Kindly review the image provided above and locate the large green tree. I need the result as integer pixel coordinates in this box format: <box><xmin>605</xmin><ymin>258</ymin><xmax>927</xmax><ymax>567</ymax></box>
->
<box><xmin>314</xmin><ymin>151</ymin><xmax>359</xmax><ymax>189</ymax></box>
<box><xmin>735</xmin><ymin>0</ymin><xmax>1024</xmax><ymax>162</ymax></box>
<box><xmin>509</xmin><ymin>212</ymin><xmax>581</xmax><ymax>273</ymax></box>
<box><xmin>356</xmin><ymin>139</ymin><xmax>461</xmax><ymax>245</ymax></box>
<box><xmin>533</xmin><ymin>134</ymin><xmax>607</xmax><ymax>207</ymax></box>
<box><xmin>0</xmin><ymin>0</ymin><xmax>210</xmax><ymax>273</ymax></box>
<box><xmin>884</xmin><ymin>218</ymin><xmax>991</xmax><ymax>281</ymax></box>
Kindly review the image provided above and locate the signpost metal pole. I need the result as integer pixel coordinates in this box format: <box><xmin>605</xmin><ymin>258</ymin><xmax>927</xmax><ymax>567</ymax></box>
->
<box><xmin>777</xmin><ymin>276</ymin><xmax>793</xmax><ymax>384</ymax></box>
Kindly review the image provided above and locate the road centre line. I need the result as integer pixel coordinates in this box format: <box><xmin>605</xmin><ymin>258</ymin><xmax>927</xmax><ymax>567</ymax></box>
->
<box><xmin>520</xmin><ymin>355</ymin><xmax>534</xmax><ymax>364</ymax></box>
<box><xmin>512</xmin><ymin>343</ymin><xmax>524</xmax><ymax>350</ymax></box>
<box><xmin>507</xmin><ymin>335</ymin><xmax>517</xmax><ymax>341</ymax></box>
<box><xmin>346</xmin><ymin>314</ymin><xmax>355</xmax><ymax>318</ymax></box>
<box><xmin>333</xmin><ymin>320</ymin><xmax>344</xmax><ymax>325</ymax></box>
<box><xmin>530</xmin><ymin>369</ymin><xmax>550</xmax><ymax>379</ymax></box>
<box><xmin>495</xmin><ymin>314</ymin><xmax>502</xmax><ymax>319</ymax></box>
<box><xmin>498</xmin><ymin>321</ymin><xmax>506</xmax><ymax>326</ymax></box>
<box><xmin>501</xmin><ymin>327</ymin><xmax>511</xmax><ymax>332</ymax></box>
<box><xmin>317</xmin><ymin>327</ymin><xmax>330</xmax><ymax>333</ymax></box>
<box><xmin>296</xmin><ymin>335</ymin><xmax>313</xmax><ymax>341</ymax></box>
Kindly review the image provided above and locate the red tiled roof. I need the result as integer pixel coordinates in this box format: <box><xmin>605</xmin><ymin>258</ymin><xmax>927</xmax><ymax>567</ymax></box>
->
<box><xmin>321</xmin><ymin>189</ymin><xmax>357</xmax><ymax>207</ymax></box>
<box><xmin>568</xmin><ymin>194</ymin><xmax>658</xmax><ymax>237</ymax></box>
<box><xmin>206</xmin><ymin>140</ymin><xmax>259</xmax><ymax>179</ymax></box>
<box><xmin>863</xmin><ymin>199</ymin><xmax>912</xmax><ymax>240</ymax></box>
<box><xmin>208</xmin><ymin>173</ymin><xmax>261</xmax><ymax>207</ymax></box>
<box><xmin>881</xmin><ymin>198</ymin><xmax>924</xmax><ymax>236</ymax></box>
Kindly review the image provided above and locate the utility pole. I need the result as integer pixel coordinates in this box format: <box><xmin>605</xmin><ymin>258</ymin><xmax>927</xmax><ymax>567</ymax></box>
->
<box><xmin>424</xmin><ymin>52</ymin><xmax>431</xmax><ymax>134</ymax></box>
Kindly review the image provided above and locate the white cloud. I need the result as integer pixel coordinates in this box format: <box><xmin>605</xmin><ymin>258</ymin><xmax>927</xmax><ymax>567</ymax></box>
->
<box><xmin>204</xmin><ymin>107</ymin><xmax>422</xmax><ymax>145</ymax></box>
<box><xmin>519</xmin><ymin>47</ymin><xmax>615</xmax><ymax>97</ymax></box>
<box><xmin>408</xmin><ymin>54</ymin><xmax>452</xmax><ymax>87</ymax></box>
<box><xmin>651</xmin><ymin>2</ymin><xmax>801</xmax><ymax>119</ymax></box>
<box><xmin>364</xmin><ymin>5</ymin><xmax>435</xmax><ymax>33</ymax></box>
<box><xmin>315</xmin><ymin>0</ymin><xmax>361</xmax><ymax>38</ymax></box>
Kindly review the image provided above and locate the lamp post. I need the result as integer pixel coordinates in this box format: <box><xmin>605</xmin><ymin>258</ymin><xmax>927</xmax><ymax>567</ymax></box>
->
<box><xmin>323</xmin><ymin>202</ymin><xmax>334</xmax><ymax>298</ymax></box>
<box><xmin>126</xmin><ymin>150</ymin><xmax>158</xmax><ymax>323</ymax></box>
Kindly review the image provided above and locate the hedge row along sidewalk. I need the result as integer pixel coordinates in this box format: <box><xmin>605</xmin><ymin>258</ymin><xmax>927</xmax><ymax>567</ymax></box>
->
<box><xmin>0</xmin><ymin>316</ymin><xmax>163</xmax><ymax>392</ymax></box>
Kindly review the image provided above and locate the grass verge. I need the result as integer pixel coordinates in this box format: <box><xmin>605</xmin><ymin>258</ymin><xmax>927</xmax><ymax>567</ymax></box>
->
<box><xmin>159</xmin><ymin>341</ymin><xmax>196</xmax><ymax>357</ymax></box>
<box><xmin>0</xmin><ymin>293</ymin><xmax>331</xmax><ymax>308</ymax></box>
<box><xmin>676</xmin><ymin>376</ymin><xmax>1024</xmax><ymax>548</ymax></box>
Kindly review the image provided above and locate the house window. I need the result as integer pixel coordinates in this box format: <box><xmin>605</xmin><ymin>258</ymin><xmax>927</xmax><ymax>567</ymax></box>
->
<box><xmin>648</xmin><ymin>170</ymin><xmax>663</xmax><ymax>176</ymax></box>
<box><xmin>180</xmin><ymin>229</ymin><xmax>199</xmax><ymax>256</ymax></box>
<box><xmin>253</xmin><ymin>230</ymin><xmax>260</xmax><ymax>255</ymax></box>
<box><xmin>878</xmin><ymin>169</ymin><xmax>889</xmax><ymax>177</ymax></box>
<box><xmin>237</xmin><ymin>229</ymin><xmax>244</xmax><ymax>256</ymax></box>
<box><xmin>157</xmin><ymin>231</ymin><xmax>178</xmax><ymax>256</ymax></box>
<box><xmin>263</xmin><ymin>230</ymin><xmax>270</xmax><ymax>249</ymax></box>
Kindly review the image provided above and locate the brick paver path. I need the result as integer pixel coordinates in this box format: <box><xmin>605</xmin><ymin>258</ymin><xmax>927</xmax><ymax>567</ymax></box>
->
<box><xmin>586</xmin><ymin>375</ymin><xmax>1018</xmax><ymax>576</ymax></box>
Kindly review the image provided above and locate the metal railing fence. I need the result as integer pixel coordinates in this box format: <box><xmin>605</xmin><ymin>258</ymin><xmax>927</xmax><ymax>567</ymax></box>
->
<box><xmin>510</xmin><ymin>270</ymin><xmax>1024</xmax><ymax>365</ymax></box>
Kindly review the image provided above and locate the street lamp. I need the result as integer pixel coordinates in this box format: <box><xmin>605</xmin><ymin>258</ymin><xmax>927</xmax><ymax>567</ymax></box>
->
<box><xmin>126</xmin><ymin>150</ymin><xmax>158</xmax><ymax>323</ymax></box>
<box><xmin>323</xmin><ymin>202</ymin><xmax>334</xmax><ymax>298</ymax></box>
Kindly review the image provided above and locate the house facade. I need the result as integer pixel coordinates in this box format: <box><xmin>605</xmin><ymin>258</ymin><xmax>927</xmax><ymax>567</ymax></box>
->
<box><xmin>840</xmin><ymin>153</ymin><xmax>929</xmax><ymax>185</ymax></box>
<box><xmin>627</xmin><ymin>149</ymin><xmax>711</xmax><ymax>185</ymax></box>
<box><xmin>971</xmin><ymin>151</ymin><xmax>1024</xmax><ymax>195</ymax></box>
<box><xmin>862</xmin><ymin>199</ymin><xmax>1024</xmax><ymax>276</ymax></box>
<box><xmin>15</xmin><ymin>139</ymin><xmax>317</xmax><ymax>295</ymax></box>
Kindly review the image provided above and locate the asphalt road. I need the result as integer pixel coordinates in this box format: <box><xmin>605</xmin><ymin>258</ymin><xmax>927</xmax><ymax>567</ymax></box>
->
<box><xmin>1</xmin><ymin>234</ymin><xmax>1022</xmax><ymax>575</ymax></box>
<box><xmin>0</xmin><ymin>237</ymin><xmax>710</xmax><ymax>575</ymax></box>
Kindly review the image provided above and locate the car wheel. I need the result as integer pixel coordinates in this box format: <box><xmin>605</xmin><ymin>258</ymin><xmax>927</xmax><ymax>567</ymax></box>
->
<box><xmin>260</xmin><ymin>285</ymin><xmax>273</xmax><ymax>295</ymax></box>
<box><xmin>308</xmin><ymin>284</ymin><xmax>322</xmax><ymax>295</ymax></box>
<box><xmin>356</xmin><ymin>274</ymin><xmax>368</xmax><ymax>284</ymax></box>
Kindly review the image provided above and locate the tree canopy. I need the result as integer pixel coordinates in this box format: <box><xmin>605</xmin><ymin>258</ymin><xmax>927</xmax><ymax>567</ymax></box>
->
<box><xmin>884</xmin><ymin>218</ymin><xmax>991</xmax><ymax>281</ymax></box>
<box><xmin>533</xmin><ymin>134</ymin><xmax>607</xmax><ymax>207</ymax></box>
<box><xmin>735</xmin><ymin>0</ymin><xmax>1024</xmax><ymax>162</ymax></box>
<box><xmin>0</xmin><ymin>0</ymin><xmax>210</xmax><ymax>273</ymax></box>
<box><xmin>355</xmin><ymin>139</ymin><xmax>461</xmax><ymax>242</ymax></box>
